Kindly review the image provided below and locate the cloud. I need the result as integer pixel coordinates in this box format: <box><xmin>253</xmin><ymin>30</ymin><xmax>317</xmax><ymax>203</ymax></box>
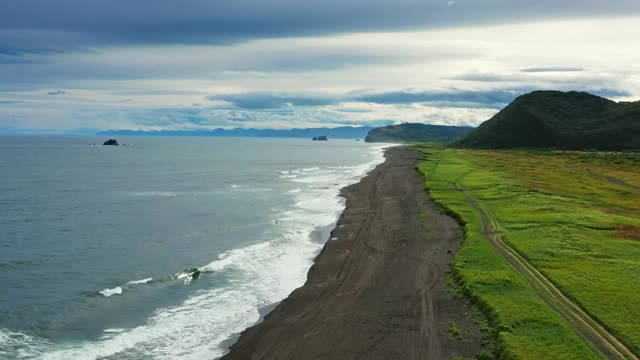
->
<box><xmin>352</xmin><ymin>89</ymin><xmax>523</xmax><ymax>108</ymax></box>
<box><xmin>46</xmin><ymin>90</ymin><xmax>66</xmax><ymax>96</ymax></box>
<box><xmin>446</xmin><ymin>70</ymin><xmax>634</xmax><ymax>100</ymax></box>
<box><xmin>2</xmin><ymin>17</ymin><xmax>638</xmax><ymax>96</ymax></box>
<box><xmin>521</xmin><ymin>67</ymin><xmax>584</xmax><ymax>73</ymax></box>
<box><xmin>0</xmin><ymin>36</ymin><xmax>437</xmax><ymax>91</ymax></box>
<box><xmin>208</xmin><ymin>89</ymin><xmax>527</xmax><ymax>110</ymax></box>
<box><xmin>1</xmin><ymin>16</ymin><xmax>639</xmax><ymax>132</ymax></box>
<box><xmin>586</xmin><ymin>88</ymin><xmax>632</xmax><ymax>98</ymax></box>
<box><xmin>208</xmin><ymin>85</ymin><xmax>634</xmax><ymax>115</ymax></box>
<box><xmin>209</xmin><ymin>93</ymin><xmax>338</xmax><ymax>109</ymax></box>
<box><xmin>354</xmin><ymin>88</ymin><xmax>632</xmax><ymax>106</ymax></box>
<box><xmin>120</xmin><ymin>102</ymin><xmax>499</xmax><ymax>130</ymax></box>
<box><xmin>2</xmin><ymin>1</ymin><xmax>640</xmax><ymax>54</ymax></box>
<box><xmin>450</xmin><ymin>72</ymin><xmax>523</xmax><ymax>82</ymax></box>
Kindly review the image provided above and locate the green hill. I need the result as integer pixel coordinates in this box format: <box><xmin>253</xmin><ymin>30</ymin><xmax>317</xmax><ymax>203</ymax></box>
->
<box><xmin>457</xmin><ymin>91</ymin><xmax>640</xmax><ymax>150</ymax></box>
<box><xmin>364</xmin><ymin>123</ymin><xmax>474</xmax><ymax>143</ymax></box>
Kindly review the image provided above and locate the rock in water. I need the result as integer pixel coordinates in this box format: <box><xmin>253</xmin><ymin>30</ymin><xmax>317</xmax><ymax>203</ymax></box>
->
<box><xmin>186</xmin><ymin>267</ymin><xmax>201</xmax><ymax>280</ymax></box>
<box><xmin>103</xmin><ymin>139</ymin><xmax>119</xmax><ymax>146</ymax></box>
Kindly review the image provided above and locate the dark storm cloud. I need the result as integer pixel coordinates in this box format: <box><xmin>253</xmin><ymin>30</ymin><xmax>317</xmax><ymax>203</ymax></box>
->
<box><xmin>3</xmin><ymin>0</ymin><xmax>640</xmax><ymax>54</ymax></box>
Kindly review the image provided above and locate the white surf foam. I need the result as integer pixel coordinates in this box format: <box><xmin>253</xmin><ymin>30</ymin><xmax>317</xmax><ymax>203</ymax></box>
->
<box><xmin>126</xmin><ymin>278</ymin><xmax>153</xmax><ymax>285</ymax></box>
<box><xmin>98</xmin><ymin>278</ymin><xmax>153</xmax><ymax>297</ymax></box>
<box><xmin>37</xmin><ymin>231</ymin><xmax>325</xmax><ymax>359</ymax></box>
<box><xmin>0</xmin><ymin>329</ymin><xmax>53</xmax><ymax>359</ymax></box>
<box><xmin>279</xmin><ymin>166</ymin><xmax>319</xmax><ymax>175</ymax></box>
<box><xmin>99</xmin><ymin>287</ymin><xmax>123</xmax><ymax>297</ymax></box>
<box><xmin>201</xmin><ymin>242</ymin><xmax>271</xmax><ymax>273</ymax></box>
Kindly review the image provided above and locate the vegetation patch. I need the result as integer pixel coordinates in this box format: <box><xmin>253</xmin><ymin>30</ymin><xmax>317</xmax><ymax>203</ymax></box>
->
<box><xmin>448</xmin><ymin>321</ymin><xmax>462</xmax><ymax>340</ymax></box>
<box><xmin>468</xmin><ymin>305</ymin><xmax>496</xmax><ymax>352</ymax></box>
<box><xmin>417</xmin><ymin>147</ymin><xmax>640</xmax><ymax>358</ymax></box>
<box><xmin>474</xmin><ymin>350</ymin><xmax>494</xmax><ymax>360</ymax></box>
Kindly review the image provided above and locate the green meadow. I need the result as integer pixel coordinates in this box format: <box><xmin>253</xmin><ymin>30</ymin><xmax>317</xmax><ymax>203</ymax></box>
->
<box><xmin>416</xmin><ymin>147</ymin><xmax>640</xmax><ymax>359</ymax></box>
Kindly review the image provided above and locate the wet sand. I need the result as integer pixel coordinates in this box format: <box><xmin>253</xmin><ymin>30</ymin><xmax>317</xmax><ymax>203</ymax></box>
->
<box><xmin>223</xmin><ymin>147</ymin><xmax>483</xmax><ymax>360</ymax></box>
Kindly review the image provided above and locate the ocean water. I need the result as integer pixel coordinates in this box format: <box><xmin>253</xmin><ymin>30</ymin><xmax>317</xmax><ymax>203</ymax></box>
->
<box><xmin>0</xmin><ymin>136</ymin><xmax>388</xmax><ymax>359</ymax></box>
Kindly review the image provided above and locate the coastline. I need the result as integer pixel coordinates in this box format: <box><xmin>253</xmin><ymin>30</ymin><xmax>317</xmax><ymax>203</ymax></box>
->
<box><xmin>222</xmin><ymin>146</ymin><xmax>485</xmax><ymax>359</ymax></box>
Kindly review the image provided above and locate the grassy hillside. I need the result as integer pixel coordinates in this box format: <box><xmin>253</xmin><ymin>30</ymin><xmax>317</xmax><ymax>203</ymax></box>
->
<box><xmin>417</xmin><ymin>147</ymin><xmax>640</xmax><ymax>358</ymax></box>
<box><xmin>364</xmin><ymin>123</ymin><xmax>473</xmax><ymax>143</ymax></box>
<box><xmin>457</xmin><ymin>91</ymin><xmax>640</xmax><ymax>150</ymax></box>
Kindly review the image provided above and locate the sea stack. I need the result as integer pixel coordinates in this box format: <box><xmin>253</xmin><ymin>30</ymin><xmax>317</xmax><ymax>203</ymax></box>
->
<box><xmin>103</xmin><ymin>139</ymin><xmax>119</xmax><ymax>146</ymax></box>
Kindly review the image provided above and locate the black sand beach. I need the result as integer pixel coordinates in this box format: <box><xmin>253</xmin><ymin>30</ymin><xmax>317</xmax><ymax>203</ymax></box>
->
<box><xmin>223</xmin><ymin>147</ymin><xmax>483</xmax><ymax>359</ymax></box>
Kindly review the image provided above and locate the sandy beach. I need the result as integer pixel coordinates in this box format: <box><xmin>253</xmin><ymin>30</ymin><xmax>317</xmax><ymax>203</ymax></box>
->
<box><xmin>223</xmin><ymin>147</ymin><xmax>483</xmax><ymax>360</ymax></box>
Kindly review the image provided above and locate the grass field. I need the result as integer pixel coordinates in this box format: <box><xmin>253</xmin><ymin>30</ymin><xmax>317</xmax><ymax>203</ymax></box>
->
<box><xmin>416</xmin><ymin>147</ymin><xmax>640</xmax><ymax>359</ymax></box>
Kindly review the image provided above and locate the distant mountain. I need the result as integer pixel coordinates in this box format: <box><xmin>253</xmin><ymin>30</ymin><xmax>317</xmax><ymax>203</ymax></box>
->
<box><xmin>457</xmin><ymin>91</ymin><xmax>640</xmax><ymax>150</ymax></box>
<box><xmin>364</xmin><ymin>123</ymin><xmax>474</xmax><ymax>143</ymax></box>
<box><xmin>98</xmin><ymin>126</ymin><xmax>373</xmax><ymax>139</ymax></box>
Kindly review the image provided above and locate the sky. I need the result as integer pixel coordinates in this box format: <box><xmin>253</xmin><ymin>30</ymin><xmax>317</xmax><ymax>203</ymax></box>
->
<box><xmin>1</xmin><ymin>0</ymin><xmax>640</xmax><ymax>133</ymax></box>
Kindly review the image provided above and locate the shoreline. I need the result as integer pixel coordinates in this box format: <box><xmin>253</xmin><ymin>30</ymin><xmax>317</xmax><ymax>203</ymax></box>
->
<box><xmin>222</xmin><ymin>146</ymin><xmax>485</xmax><ymax>359</ymax></box>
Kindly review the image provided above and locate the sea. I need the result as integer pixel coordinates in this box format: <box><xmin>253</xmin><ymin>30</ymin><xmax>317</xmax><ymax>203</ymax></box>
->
<box><xmin>0</xmin><ymin>136</ymin><xmax>389</xmax><ymax>359</ymax></box>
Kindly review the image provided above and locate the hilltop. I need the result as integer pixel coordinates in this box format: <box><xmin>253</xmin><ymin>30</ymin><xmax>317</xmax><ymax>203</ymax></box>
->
<box><xmin>457</xmin><ymin>91</ymin><xmax>640</xmax><ymax>150</ymax></box>
<box><xmin>364</xmin><ymin>123</ymin><xmax>474</xmax><ymax>143</ymax></box>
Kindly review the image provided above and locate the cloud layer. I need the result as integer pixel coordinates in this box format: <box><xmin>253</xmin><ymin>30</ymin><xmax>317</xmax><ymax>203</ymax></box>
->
<box><xmin>3</xmin><ymin>0</ymin><xmax>640</xmax><ymax>54</ymax></box>
<box><xmin>1</xmin><ymin>3</ymin><xmax>640</xmax><ymax>132</ymax></box>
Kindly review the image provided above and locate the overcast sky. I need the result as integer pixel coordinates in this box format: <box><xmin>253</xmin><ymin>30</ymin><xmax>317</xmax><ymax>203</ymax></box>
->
<box><xmin>2</xmin><ymin>0</ymin><xmax>640</xmax><ymax>132</ymax></box>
